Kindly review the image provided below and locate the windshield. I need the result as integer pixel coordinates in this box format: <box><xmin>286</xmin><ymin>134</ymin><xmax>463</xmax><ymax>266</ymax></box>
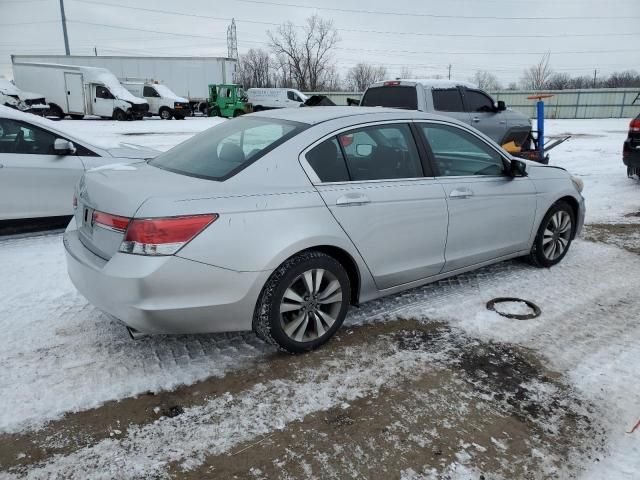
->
<box><xmin>149</xmin><ymin>116</ymin><xmax>307</xmax><ymax>181</ymax></box>
<box><xmin>361</xmin><ymin>86</ymin><xmax>418</xmax><ymax>110</ymax></box>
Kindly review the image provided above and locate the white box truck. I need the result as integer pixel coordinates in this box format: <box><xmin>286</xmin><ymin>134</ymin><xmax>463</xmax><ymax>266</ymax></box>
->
<box><xmin>120</xmin><ymin>79</ymin><xmax>191</xmax><ymax>120</ymax></box>
<box><xmin>247</xmin><ymin>88</ymin><xmax>307</xmax><ymax>111</ymax></box>
<box><xmin>12</xmin><ymin>62</ymin><xmax>149</xmax><ymax>120</ymax></box>
<box><xmin>12</xmin><ymin>55</ymin><xmax>237</xmax><ymax>114</ymax></box>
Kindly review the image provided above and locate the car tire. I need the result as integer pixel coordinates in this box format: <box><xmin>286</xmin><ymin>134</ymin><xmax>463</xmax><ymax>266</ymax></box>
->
<box><xmin>233</xmin><ymin>109</ymin><xmax>244</xmax><ymax>117</ymax></box>
<box><xmin>70</xmin><ymin>114</ymin><xmax>84</xmax><ymax>120</ymax></box>
<box><xmin>48</xmin><ymin>104</ymin><xmax>65</xmax><ymax>120</ymax></box>
<box><xmin>253</xmin><ymin>251</ymin><xmax>351</xmax><ymax>353</ymax></box>
<box><xmin>113</xmin><ymin>109</ymin><xmax>127</xmax><ymax>121</ymax></box>
<box><xmin>159</xmin><ymin>107</ymin><xmax>173</xmax><ymax>120</ymax></box>
<box><xmin>527</xmin><ymin>200</ymin><xmax>575</xmax><ymax>268</ymax></box>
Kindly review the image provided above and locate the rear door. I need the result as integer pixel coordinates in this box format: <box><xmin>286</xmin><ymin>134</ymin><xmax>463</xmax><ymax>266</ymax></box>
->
<box><xmin>302</xmin><ymin>121</ymin><xmax>449</xmax><ymax>290</ymax></box>
<box><xmin>64</xmin><ymin>72</ymin><xmax>84</xmax><ymax>114</ymax></box>
<box><xmin>0</xmin><ymin>118</ymin><xmax>84</xmax><ymax>219</ymax></box>
<box><xmin>417</xmin><ymin>121</ymin><xmax>537</xmax><ymax>272</ymax></box>
<box><xmin>430</xmin><ymin>87</ymin><xmax>471</xmax><ymax>125</ymax></box>
<box><xmin>461</xmin><ymin>87</ymin><xmax>505</xmax><ymax>143</ymax></box>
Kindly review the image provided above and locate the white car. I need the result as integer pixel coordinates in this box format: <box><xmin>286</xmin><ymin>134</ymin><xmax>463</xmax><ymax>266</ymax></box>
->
<box><xmin>0</xmin><ymin>78</ymin><xmax>48</xmax><ymax>115</ymax></box>
<box><xmin>0</xmin><ymin>106</ymin><xmax>159</xmax><ymax>220</ymax></box>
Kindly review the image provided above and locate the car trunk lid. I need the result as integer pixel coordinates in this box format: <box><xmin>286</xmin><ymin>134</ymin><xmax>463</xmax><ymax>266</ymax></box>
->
<box><xmin>76</xmin><ymin>162</ymin><xmax>224</xmax><ymax>260</ymax></box>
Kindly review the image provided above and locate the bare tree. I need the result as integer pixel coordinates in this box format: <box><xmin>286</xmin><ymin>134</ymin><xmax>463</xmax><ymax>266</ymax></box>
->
<box><xmin>520</xmin><ymin>51</ymin><xmax>553</xmax><ymax>90</ymax></box>
<box><xmin>268</xmin><ymin>15</ymin><xmax>339</xmax><ymax>91</ymax></box>
<box><xmin>470</xmin><ymin>70</ymin><xmax>502</xmax><ymax>91</ymax></box>
<box><xmin>238</xmin><ymin>49</ymin><xmax>272</xmax><ymax>88</ymax></box>
<box><xmin>546</xmin><ymin>72</ymin><xmax>572</xmax><ymax>90</ymax></box>
<box><xmin>346</xmin><ymin>63</ymin><xmax>387</xmax><ymax>91</ymax></box>
<box><xmin>399</xmin><ymin>66</ymin><xmax>413</xmax><ymax>79</ymax></box>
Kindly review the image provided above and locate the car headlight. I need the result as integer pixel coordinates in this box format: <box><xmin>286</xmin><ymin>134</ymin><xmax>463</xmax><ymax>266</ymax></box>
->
<box><xmin>570</xmin><ymin>175</ymin><xmax>584</xmax><ymax>193</ymax></box>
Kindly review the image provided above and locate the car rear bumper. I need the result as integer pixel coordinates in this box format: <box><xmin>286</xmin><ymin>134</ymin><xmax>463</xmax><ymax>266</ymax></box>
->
<box><xmin>623</xmin><ymin>143</ymin><xmax>640</xmax><ymax>168</ymax></box>
<box><xmin>63</xmin><ymin>220</ymin><xmax>269</xmax><ymax>335</ymax></box>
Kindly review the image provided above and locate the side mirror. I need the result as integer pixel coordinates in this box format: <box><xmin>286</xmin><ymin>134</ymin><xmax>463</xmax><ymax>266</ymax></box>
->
<box><xmin>496</xmin><ymin>100</ymin><xmax>506</xmax><ymax>111</ymax></box>
<box><xmin>355</xmin><ymin>144</ymin><xmax>373</xmax><ymax>156</ymax></box>
<box><xmin>508</xmin><ymin>159</ymin><xmax>527</xmax><ymax>177</ymax></box>
<box><xmin>53</xmin><ymin>138</ymin><xmax>76</xmax><ymax>155</ymax></box>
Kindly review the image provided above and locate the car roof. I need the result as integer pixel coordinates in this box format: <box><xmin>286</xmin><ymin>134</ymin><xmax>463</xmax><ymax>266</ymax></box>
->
<box><xmin>369</xmin><ymin>79</ymin><xmax>477</xmax><ymax>89</ymax></box>
<box><xmin>249</xmin><ymin>106</ymin><xmax>453</xmax><ymax>125</ymax></box>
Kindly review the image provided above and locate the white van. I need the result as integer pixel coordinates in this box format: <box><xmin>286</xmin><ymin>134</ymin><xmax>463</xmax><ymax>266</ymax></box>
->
<box><xmin>0</xmin><ymin>78</ymin><xmax>48</xmax><ymax>115</ymax></box>
<box><xmin>247</xmin><ymin>88</ymin><xmax>307</xmax><ymax>111</ymax></box>
<box><xmin>121</xmin><ymin>80</ymin><xmax>191</xmax><ymax>120</ymax></box>
<box><xmin>12</xmin><ymin>62</ymin><xmax>149</xmax><ymax>120</ymax></box>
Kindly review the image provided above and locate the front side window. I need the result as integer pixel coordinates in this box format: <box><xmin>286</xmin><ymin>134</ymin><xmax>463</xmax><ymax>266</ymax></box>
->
<box><xmin>421</xmin><ymin>124</ymin><xmax>504</xmax><ymax>176</ymax></box>
<box><xmin>0</xmin><ymin>118</ymin><xmax>57</xmax><ymax>155</ymax></box>
<box><xmin>432</xmin><ymin>89</ymin><xmax>464</xmax><ymax>112</ymax></box>
<box><xmin>143</xmin><ymin>86</ymin><xmax>159</xmax><ymax>97</ymax></box>
<box><xmin>464</xmin><ymin>89</ymin><xmax>495</xmax><ymax>112</ymax></box>
<box><xmin>95</xmin><ymin>86</ymin><xmax>114</xmax><ymax>99</ymax></box>
<box><xmin>337</xmin><ymin>124</ymin><xmax>423</xmax><ymax>181</ymax></box>
<box><xmin>150</xmin><ymin>117</ymin><xmax>306</xmax><ymax>181</ymax></box>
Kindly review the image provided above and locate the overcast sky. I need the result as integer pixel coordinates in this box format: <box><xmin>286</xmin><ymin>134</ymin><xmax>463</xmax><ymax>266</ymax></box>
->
<box><xmin>1</xmin><ymin>0</ymin><xmax>638</xmax><ymax>86</ymax></box>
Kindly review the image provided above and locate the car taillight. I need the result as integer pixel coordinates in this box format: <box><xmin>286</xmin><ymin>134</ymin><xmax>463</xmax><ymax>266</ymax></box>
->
<box><xmin>93</xmin><ymin>211</ymin><xmax>130</xmax><ymax>233</ymax></box>
<box><xmin>72</xmin><ymin>194</ymin><xmax>77</xmax><ymax>210</ymax></box>
<box><xmin>383</xmin><ymin>80</ymin><xmax>400</xmax><ymax>86</ymax></box>
<box><xmin>630</xmin><ymin>118</ymin><xmax>640</xmax><ymax>132</ymax></box>
<box><xmin>119</xmin><ymin>214</ymin><xmax>218</xmax><ymax>256</ymax></box>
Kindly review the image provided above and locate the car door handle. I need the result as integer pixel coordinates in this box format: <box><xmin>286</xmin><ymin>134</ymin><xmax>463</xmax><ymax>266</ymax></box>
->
<box><xmin>499</xmin><ymin>120</ymin><xmax>506</xmax><ymax>124</ymax></box>
<box><xmin>449</xmin><ymin>188</ymin><xmax>473</xmax><ymax>199</ymax></box>
<box><xmin>336</xmin><ymin>193</ymin><xmax>371</xmax><ymax>206</ymax></box>
<box><xmin>472</xmin><ymin>117</ymin><xmax>480</xmax><ymax>122</ymax></box>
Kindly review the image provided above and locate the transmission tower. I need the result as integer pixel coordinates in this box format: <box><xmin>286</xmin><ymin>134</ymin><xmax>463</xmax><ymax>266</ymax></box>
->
<box><xmin>227</xmin><ymin>18</ymin><xmax>238</xmax><ymax>60</ymax></box>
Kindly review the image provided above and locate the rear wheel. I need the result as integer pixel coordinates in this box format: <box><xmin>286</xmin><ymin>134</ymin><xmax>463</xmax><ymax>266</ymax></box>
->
<box><xmin>528</xmin><ymin>201</ymin><xmax>575</xmax><ymax>268</ymax></box>
<box><xmin>48</xmin><ymin>104</ymin><xmax>65</xmax><ymax>120</ymax></box>
<box><xmin>159</xmin><ymin>107</ymin><xmax>173</xmax><ymax>120</ymax></box>
<box><xmin>253</xmin><ymin>251</ymin><xmax>350</xmax><ymax>353</ymax></box>
<box><xmin>233</xmin><ymin>109</ymin><xmax>244</xmax><ymax>117</ymax></box>
<box><xmin>113</xmin><ymin>109</ymin><xmax>127</xmax><ymax>121</ymax></box>
<box><xmin>210</xmin><ymin>106</ymin><xmax>221</xmax><ymax>117</ymax></box>
<box><xmin>69</xmin><ymin>114</ymin><xmax>84</xmax><ymax>120</ymax></box>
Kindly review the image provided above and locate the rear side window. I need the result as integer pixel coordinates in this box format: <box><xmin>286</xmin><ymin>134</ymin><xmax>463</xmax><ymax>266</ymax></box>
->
<box><xmin>432</xmin><ymin>89</ymin><xmax>464</xmax><ymax>112</ymax></box>
<box><xmin>360</xmin><ymin>86</ymin><xmax>418</xmax><ymax>110</ymax></box>
<box><xmin>150</xmin><ymin>117</ymin><xmax>306</xmax><ymax>181</ymax></box>
<box><xmin>465</xmin><ymin>89</ymin><xmax>495</xmax><ymax>112</ymax></box>
<box><xmin>306</xmin><ymin>138</ymin><xmax>350</xmax><ymax>182</ymax></box>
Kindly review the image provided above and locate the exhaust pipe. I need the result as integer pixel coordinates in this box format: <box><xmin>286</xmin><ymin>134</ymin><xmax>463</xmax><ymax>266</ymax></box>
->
<box><xmin>127</xmin><ymin>326</ymin><xmax>148</xmax><ymax>340</ymax></box>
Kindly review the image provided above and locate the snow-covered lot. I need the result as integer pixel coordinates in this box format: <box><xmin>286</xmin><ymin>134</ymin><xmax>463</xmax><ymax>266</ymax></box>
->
<box><xmin>1</xmin><ymin>117</ymin><xmax>639</xmax><ymax>479</ymax></box>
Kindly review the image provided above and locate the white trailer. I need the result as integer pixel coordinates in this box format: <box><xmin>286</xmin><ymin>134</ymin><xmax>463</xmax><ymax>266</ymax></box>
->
<box><xmin>12</xmin><ymin>62</ymin><xmax>149</xmax><ymax>120</ymax></box>
<box><xmin>12</xmin><ymin>55</ymin><xmax>237</xmax><ymax>112</ymax></box>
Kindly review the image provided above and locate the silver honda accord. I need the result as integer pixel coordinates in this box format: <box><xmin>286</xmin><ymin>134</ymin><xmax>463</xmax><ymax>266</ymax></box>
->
<box><xmin>64</xmin><ymin>107</ymin><xmax>585</xmax><ymax>352</ymax></box>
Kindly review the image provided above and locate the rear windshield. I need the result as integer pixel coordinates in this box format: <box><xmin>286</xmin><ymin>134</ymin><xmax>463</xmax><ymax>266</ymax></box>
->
<box><xmin>360</xmin><ymin>86</ymin><xmax>418</xmax><ymax>110</ymax></box>
<box><xmin>150</xmin><ymin>117</ymin><xmax>306</xmax><ymax>181</ymax></box>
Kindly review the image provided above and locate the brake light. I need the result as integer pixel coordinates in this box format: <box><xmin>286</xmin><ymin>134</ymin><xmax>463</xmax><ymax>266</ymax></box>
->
<box><xmin>72</xmin><ymin>194</ymin><xmax>77</xmax><ymax>210</ymax></box>
<box><xmin>630</xmin><ymin>118</ymin><xmax>640</xmax><ymax>132</ymax></box>
<box><xmin>383</xmin><ymin>81</ymin><xmax>400</xmax><ymax>86</ymax></box>
<box><xmin>93</xmin><ymin>211</ymin><xmax>130</xmax><ymax>232</ymax></box>
<box><xmin>119</xmin><ymin>214</ymin><xmax>218</xmax><ymax>256</ymax></box>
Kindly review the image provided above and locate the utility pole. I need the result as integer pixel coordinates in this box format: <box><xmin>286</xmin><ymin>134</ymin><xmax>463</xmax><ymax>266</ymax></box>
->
<box><xmin>94</xmin><ymin>47</ymin><xmax>97</xmax><ymax>56</ymax></box>
<box><xmin>59</xmin><ymin>0</ymin><xmax>70</xmax><ymax>55</ymax></box>
<box><xmin>593</xmin><ymin>69</ymin><xmax>598</xmax><ymax>88</ymax></box>
<box><xmin>448</xmin><ymin>64</ymin><xmax>452</xmax><ymax>80</ymax></box>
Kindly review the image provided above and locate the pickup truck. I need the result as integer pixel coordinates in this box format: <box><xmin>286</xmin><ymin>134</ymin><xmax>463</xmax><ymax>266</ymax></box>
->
<box><xmin>360</xmin><ymin>79</ymin><xmax>532</xmax><ymax>149</ymax></box>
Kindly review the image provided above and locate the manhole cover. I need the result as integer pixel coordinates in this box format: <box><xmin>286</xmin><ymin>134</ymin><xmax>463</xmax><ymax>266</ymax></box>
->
<box><xmin>486</xmin><ymin>297</ymin><xmax>541</xmax><ymax>320</ymax></box>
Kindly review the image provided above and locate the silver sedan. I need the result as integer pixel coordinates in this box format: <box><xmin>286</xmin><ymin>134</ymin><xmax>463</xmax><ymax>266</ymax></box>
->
<box><xmin>64</xmin><ymin>107</ymin><xmax>585</xmax><ymax>352</ymax></box>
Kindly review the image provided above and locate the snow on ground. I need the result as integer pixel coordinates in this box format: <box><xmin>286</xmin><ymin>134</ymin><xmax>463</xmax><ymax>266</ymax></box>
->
<box><xmin>0</xmin><ymin>117</ymin><xmax>639</xmax><ymax>478</ymax></box>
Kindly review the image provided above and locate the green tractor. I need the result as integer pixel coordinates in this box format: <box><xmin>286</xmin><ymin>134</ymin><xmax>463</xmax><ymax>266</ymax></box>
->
<box><xmin>207</xmin><ymin>84</ymin><xmax>252</xmax><ymax>118</ymax></box>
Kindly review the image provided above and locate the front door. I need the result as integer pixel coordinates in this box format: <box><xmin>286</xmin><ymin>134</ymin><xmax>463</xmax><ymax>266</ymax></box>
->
<box><xmin>462</xmin><ymin>87</ymin><xmax>506</xmax><ymax>143</ymax></box>
<box><xmin>418</xmin><ymin>122</ymin><xmax>537</xmax><ymax>272</ymax></box>
<box><xmin>143</xmin><ymin>85</ymin><xmax>161</xmax><ymax>115</ymax></box>
<box><xmin>304</xmin><ymin>122</ymin><xmax>449</xmax><ymax>290</ymax></box>
<box><xmin>0</xmin><ymin>118</ymin><xmax>84</xmax><ymax>219</ymax></box>
<box><xmin>64</xmin><ymin>72</ymin><xmax>84</xmax><ymax>114</ymax></box>
<box><xmin>92</xmin><ymin>85</ymin><xmax>115</xmax><ymax>117</ymax></box>
<box><xmin>431</xmin><ymin>88</ymin><xmax>471</xmax><ymax>125</ymax></box>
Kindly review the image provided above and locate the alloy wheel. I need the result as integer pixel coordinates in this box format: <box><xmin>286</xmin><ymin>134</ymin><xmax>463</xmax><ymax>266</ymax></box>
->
<box><xmin>279</xmin><ymin>268</ymin><xmax>343</xmax><ymax>342</ymax></box>
<box><xmin>542</xmin><ymin>210</ymin><xmax>572</xmax><ymax>261</ymax></box>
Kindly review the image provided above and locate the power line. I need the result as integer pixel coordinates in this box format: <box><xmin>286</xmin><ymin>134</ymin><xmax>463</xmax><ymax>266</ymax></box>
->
<box><xmin>70</xmin><ymin>0</ymin><xmax>640</xmax><ymax>39</ymax></box>
<box><xmin>236</xmin><ymin>0</ymin><xmax>640</xmax><ymax>20</ymax></box>
<box><xmin>0</xmin><ymin>20</ymin><xmax>59</xmax><ymax>26</ymax></box>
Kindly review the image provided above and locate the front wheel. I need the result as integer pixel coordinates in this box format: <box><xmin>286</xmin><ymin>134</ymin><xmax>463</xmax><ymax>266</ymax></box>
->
<box><xmin>527</xmin><ymin>201</ymin><xmax>575</xmax><ymax>268</ymax></box>
<box><xmin>112</xmin><ymin>109</ymin><xmax>127</xmax><ymax>121</ymax></box>
<box><xmin>253</xmin><ymin>251</ymin><xmax>351</xmax><ymax>353</ymax></box>
<box><xmin>159</xmin><ymin>107</ymin><xmax>173</xmax><ymax>120</ymax></box>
